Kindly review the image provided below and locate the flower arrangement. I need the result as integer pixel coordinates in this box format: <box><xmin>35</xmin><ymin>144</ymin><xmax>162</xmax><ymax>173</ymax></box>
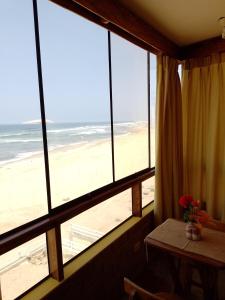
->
<box><xmin>179</xmin><ymin>195</ymin><xmax>210</xmax><ymax>240</ymax></box>
<box><xmin>179</xmin><ymin>195</ymin><xmax>209</xmax><ymax>224</ymax></box>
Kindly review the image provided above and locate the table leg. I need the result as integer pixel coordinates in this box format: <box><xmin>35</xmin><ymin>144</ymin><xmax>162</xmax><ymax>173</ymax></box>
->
<box><xmin>180</xmin><ymin>261</ymin><xmax>193</xmax><ymax>299</ymax></box>
<box><xmin>198</xmin><ymin>265</ymin><xmax>218</xmax><ymax>300</ymax></box>
<box><xmin>145</xmin><ymin>242</ymin><xmax>149</xmax><ymax>264</ymax></box>
<box><xmin>166</xmin><ymin>255</ymin><xmax>184</xmax><ymax>296</ymax></box>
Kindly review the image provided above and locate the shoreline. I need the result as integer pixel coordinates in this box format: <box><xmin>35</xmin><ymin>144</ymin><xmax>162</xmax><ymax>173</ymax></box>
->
<box><xmin>0</xmin><ymin>124</ymin><xmax>151</xmax><ymax>168</ymax></box>
<box><xmin>0</xmin><ymin>126</ymin><xmax>154</xmax><ymax>230</ymax></box>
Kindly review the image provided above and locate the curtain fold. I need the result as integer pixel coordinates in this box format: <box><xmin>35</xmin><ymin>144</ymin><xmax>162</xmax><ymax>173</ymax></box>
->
<box><xmin>182</xmin><ymin>53</ymin><xmax>225</xmax><ymax>221</ymax></box>
<box><xmin>154</xmin><ymin>55</ymin><xmax>183</xmax><ymax>224</ymax></box>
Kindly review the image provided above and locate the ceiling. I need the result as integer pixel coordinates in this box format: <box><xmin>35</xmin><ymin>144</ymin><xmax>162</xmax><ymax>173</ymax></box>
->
<box><xmin>119</xmin><ymin>0</ymin><xmax>225</xmax><ymax>46</ymax></box>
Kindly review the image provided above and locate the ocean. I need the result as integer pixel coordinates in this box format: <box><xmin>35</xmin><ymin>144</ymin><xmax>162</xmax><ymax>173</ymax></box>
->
<box><xmin>0</xmin><ymin>122</ymin><xmax>146</xmax><ymax>165</ymax></box>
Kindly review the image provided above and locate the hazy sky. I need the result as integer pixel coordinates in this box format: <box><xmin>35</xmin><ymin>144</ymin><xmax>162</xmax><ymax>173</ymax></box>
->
<box><xmin>0</xmin><ymin>0</ymin><xmax>156</xmax><ymax>124</ymax></box>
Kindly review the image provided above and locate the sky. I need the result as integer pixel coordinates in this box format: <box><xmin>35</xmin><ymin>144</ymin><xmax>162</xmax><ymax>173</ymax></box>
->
<box><xmin>0</xmin><ymin>0</ymin><xmax>156</xmax><ymax>124</ymax></box>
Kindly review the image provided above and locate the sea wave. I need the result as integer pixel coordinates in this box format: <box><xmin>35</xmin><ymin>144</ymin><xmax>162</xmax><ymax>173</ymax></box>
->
<box><xmin>74</xmin><ymin>128</ymin><xmax>107</xmax><ymax>135</ymax></box>
<box><xmin>0</xmin><ymin>151</ymin><xmax>42</xmax><ymax>166</ymax></box>
<box><xmin>47</xmin><ymin>127</ymin><xmax>85</xmax><ymax>134</ymax></box>
<box><xmin>115</xmin><ymin>121</ymin><xmax>147</xmax><ymax>127</ymax></box>
<box><xmin>0</xmin><ymin>139</ymin><xmax>42</xmax><ymax>143</ymax></box>
<box><xmin>0</xmin><ymin>122</ymin><xmax>142</xmax><ymax>163</ymax></box>
<box><xmin>47</xmin><ymin>125</ymin><xmax>109</xmax><ymax>134</ymax></box>
<box><xmin>0</xmin><ymin>132</ymin><xmax>28</xmax><ymax>138</ymax></box>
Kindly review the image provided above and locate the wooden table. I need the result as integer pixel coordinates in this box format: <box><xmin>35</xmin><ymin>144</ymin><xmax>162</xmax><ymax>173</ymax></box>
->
<box><xmin>144</xmin><ymin>218</ymin><xmax>225</xmax><ymax>300</ymax></box>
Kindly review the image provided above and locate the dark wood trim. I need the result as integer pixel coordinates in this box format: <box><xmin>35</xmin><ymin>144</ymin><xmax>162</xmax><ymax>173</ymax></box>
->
<box><xmin>46</xmin><ymin>226</ymin><xmax>64</xmax><ymax>281</ymax></box>
<box><xmin>180</xmin><ymin>36</ymin><xmax>225</xmax><ymax>59</ymax></box>
<box><xmin>50</xmin><ymin>0</ymin><xmax>179</xmax><ymax>57</ymax></box>
<box><xmin>49</xmin><ymin>0</ymin><xmax>225</xmax><ymax>60</ymax></box>
<box><xmin>132</xmin><ymin>182</ymin><xmax>142</xmax><ymax>217</ymax></box>
<box><xmin>0</xmin><ymin>168</ymin><xmax>155</xmax><ymax>255</ymax></box>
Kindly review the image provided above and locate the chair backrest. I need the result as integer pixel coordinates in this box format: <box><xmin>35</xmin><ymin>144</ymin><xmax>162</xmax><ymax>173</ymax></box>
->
<box><xmin>124</xmin><ymin>277</ymin><xmax>166</xmax><ymax>300</ymax></box>
<box><xmin>205</xmin><ymin>218</ymin><xmax>225</xmax><ymax>232</ymax></box>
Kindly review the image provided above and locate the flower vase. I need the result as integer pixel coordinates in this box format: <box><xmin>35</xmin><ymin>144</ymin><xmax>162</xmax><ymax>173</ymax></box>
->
<box><xmin>185</xmin><ymin>222</ymin><xmax>202</xmax><ymax>241</ymax></box>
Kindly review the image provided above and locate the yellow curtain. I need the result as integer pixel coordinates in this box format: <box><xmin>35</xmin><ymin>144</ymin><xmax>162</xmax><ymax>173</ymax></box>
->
<box><xmin>154</xmin><ymin>55</ymin><xmax>183</xmax><ymax>224</ymax></box>
<box><xmin>182</xmin><ymin>53</ymin><xmax>225</xmax><ymax>221</ymax></box>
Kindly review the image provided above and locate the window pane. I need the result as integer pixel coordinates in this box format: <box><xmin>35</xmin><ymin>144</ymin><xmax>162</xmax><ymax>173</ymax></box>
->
<box><xmin>150</xmin><ymin>54</ymin><xmax>157</xmax><ymax>167</ymax></box>
<box><xmin>0</xmin><ymin>234</ymin><xmax>48</xmax><ymax>300</ymax></box>
<box><xmin>142</xmin><ymin>176</ymin><xmax>155</xmax><ymax>207</ymax></box>
<box><xmin>61</xmin><ymin>189</ymin><xmax>132</xmax><ymax>263</ymax></box>
<box><xmin>37</xmin><ymin>1</ymin><xmax>112</xmax><ymax>207</ymax></box>
<box><xmin>111</xmin><ymin>34</ymin><xmax>149</xmax><ymax>180</ymax></box>
<box><xmin>0</xmin><ymin>0</ymin><xmax>48</xmax><ymax>234</ymax></box>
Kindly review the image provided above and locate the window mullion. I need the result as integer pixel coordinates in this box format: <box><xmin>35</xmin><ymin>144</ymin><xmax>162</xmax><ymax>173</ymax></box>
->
<box><xmin>32</xmin><ymin>0</ymin><xmax>52</xmax><ymax>212</ymax></box>
<box><xmin>147</xmin><ymin>52</ymin><xmax>151</xmax><ymax>168</ymax></box>
<box><xmin>108</xmin><ymin>31</ymin><xmax>116</xmax><ymax>182</ymax></box>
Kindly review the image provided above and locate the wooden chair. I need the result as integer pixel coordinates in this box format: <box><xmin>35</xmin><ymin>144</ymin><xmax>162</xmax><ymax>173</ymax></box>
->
<box><xmin>124</xmin><ymin>277</ymin><xmax>183</xmax><ymax>300</ymax></box>
<box><xmin>204</xmin><ymin>218</ymin><xmax>225</xmax><ymax>232</ymax></box>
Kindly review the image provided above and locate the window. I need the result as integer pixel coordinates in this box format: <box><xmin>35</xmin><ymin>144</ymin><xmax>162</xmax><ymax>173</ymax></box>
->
<box><xmin>0</xmin><ymin>0</ymin><xmax>47</xmax><ymax>234</ymax></box>
<box><xmin>142</xmin><ymin>177</ymin><xmax>155</xmax><ymax>207</ymax></box>
<box><xmin>150</xmin><ymin>53</ymin><xmax>157</xmax><ymax>168</ymax></box>
<box><xmin>111</xmin><ymin>34</ymin><xmax>149</xmax><ymax>180</ymax></box>
<box><xmin>61</xmin><ymin>190</ymin><xmax>132</xmax><ymax>263</ymax></box>
<box><xmin>0</xmin><ymin>234</ymin><xmax>48</xmax><ymax>300</ymax></box>
<box><xmin>0</xmin><ymin>1</ymin><xmax>156</xmax><ymax>298</ymax></box>
<box><xmin>38</xmin><ymin>0</ymin><xmax>113</xmax><ymax>208</ymax></box>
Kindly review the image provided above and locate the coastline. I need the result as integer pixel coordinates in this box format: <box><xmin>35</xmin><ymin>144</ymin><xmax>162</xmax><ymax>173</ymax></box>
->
<box><xmin>0</xmin><ymin>127</ymin><xmax>155</xmax><ymax>233</ymax></box>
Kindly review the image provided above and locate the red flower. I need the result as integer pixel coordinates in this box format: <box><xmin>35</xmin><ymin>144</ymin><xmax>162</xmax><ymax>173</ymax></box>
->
<box><xmin>191</xmin><ymin>200</ymin><xmax>200</xmax><ymax>207</ymax></box>
<box><xmin>179</xmin><ymin>195</ymin><xmax>193</xmax><ymax>208</ymax></box>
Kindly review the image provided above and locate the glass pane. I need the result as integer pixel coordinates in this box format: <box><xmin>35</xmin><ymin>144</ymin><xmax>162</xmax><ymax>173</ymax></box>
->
<box><xmin>142</xmin><ymin>176</ymin><xmax>155</xmax><ymax>207</ymax></box>
<box><xmin>0</xmin><ymin>234</ymin><xmax>48</xmax><ymax>300</ymax></box>
<box><xmin>0</xmin><ymin>0</ymin><xmax>48</xmax><ymax>234</ymax></box>
<box><xmin>61</xmin><ymin>189</ymin><xmax>132</xmax><ymax>263</ymax></box>
<box><xmin>37</xmin><ymin>1</ymin><xmax>112</xmax><ymax>207</ymax></box>
<box><xmin>150</xmin><ymin>53</ymin><xmax>157</xmax><ymax>167</ymax></box>
<box><xmin>111</xmin><ymin>34</ymin><xmax>148</xmax><ymax>180</ymax></box>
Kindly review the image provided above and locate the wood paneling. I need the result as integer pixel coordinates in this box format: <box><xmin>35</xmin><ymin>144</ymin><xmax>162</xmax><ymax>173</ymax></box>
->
<box><xmin>44</xmin><ymin>210</ymin><xmax>154</xmax><ymax>300</ymax></box>
<box><xmin>50</xmin><ymin>0</ymin><xmax>179</xmax><ymax>57</ymax></box>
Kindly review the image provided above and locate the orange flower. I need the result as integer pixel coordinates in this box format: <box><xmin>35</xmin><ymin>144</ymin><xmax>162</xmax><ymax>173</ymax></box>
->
<box><xmin>195</xmin><ymin>210</ymin><xmax>210</xmax><ymax>224</ymax></box>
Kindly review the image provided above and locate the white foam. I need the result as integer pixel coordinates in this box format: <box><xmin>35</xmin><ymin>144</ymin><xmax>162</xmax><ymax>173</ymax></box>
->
<box><xmin>0</xmin><ymin>139</ymin><xmax>42</xmax><ymax>143</ymax></box>
<box><xmin>0</xmin><ymin>151</ymin><xmax>42</xmax><ymax>166</ymax></box>
<box><xmin>0</xmin><ymin>132</ymin><xmax>27</xmax><ymax>138</ymax></box>
<box><xmin>47</xmin><ymin>127</ymin><xmax>84</xmax><ymax>134</ymax></box>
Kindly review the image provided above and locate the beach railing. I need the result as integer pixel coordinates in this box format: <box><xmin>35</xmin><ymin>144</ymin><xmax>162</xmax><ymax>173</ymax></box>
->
<box><xmin>70</xmin><ymin>224</ymin><xmax>103</xmax><ymax>243</ymax></box>
<box><xmin>0</xmin><ymin>243</ymin><xmax>46</xmax><ymax>275</ymax></box>
<box><xmin>62</xmin><ymin>239</ymin><xmax>86</xmax><ymax>256</ymax></box>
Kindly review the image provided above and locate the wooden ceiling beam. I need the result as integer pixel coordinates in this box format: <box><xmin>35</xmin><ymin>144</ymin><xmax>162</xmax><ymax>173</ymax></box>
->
<box><xmin>48</xmin><ymin>1</ymin><xmax>225</xmax><ymax>60</ymax></box>
<box><xmin>50</xmin><ymin>0</ymin><xmax>179</xmax><ymax>58</ymax></box>
<box><xmin>180</xmin><ymin>36</ymin><xmax>225</xmax><ymax>60</ymax></box>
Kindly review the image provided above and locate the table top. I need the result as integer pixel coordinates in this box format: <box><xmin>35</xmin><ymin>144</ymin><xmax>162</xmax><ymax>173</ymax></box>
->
<box><xmin>145</xmin><ymin>218</ymin><xmax>225</xmax><ymax>269</ymax></box>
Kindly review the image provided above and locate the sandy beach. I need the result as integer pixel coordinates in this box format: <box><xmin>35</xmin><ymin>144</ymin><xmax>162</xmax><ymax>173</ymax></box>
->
<box><xmin>0</xmin><ymin>127</ymin><xmax>155</xmax><ymax>300</ymax></box>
